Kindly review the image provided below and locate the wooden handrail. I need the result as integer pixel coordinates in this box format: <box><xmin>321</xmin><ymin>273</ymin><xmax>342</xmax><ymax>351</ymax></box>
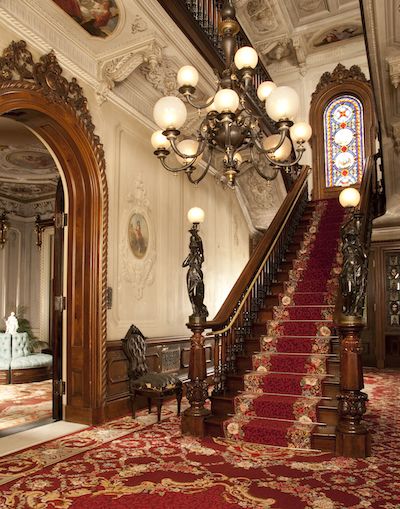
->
<box><xmin>207</xmin><ymin>166</ymin><xmax>310</xmax><ymax>332</ymax></box>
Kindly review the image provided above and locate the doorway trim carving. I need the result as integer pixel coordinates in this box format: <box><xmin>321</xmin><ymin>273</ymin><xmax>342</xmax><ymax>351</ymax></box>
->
<box><xmin>309</xmin><ymin>63</ymin><xmax>376</xmax><ymax>200</ymax></box>
<box><xmin>0</xmin><ymin>41</ymin><xmax>108</xmax><ymax>424</ymax></box>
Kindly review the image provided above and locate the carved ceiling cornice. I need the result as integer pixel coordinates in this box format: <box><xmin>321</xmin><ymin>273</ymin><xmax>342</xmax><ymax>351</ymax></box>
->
<box><xmin>312</xmin><ymin>63</ymin><xmax>369</xmax><ymax>98</ymax></box>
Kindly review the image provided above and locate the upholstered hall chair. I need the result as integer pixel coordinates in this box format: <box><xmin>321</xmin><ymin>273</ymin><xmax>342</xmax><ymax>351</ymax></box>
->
<box><xmin>121</xmin><ymin>324</ymin><xmax>182</xmax><ymax>422</ymax></box>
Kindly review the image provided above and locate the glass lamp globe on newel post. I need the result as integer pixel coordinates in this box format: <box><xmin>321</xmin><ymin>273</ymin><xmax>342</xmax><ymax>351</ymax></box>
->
<box><xmin>150</xmin><ymin>0</ymin><xmax>312</xmax><ymax>187</ymax></box>
<box><xmin>335</xmin><ymin>185</ymin><xmax>370</xmax><ymax>457</ymax></box>
<box><xmin>181</xmin><ymin>207</ymin><xmax>211</xmax><ymax>436</ymax></box>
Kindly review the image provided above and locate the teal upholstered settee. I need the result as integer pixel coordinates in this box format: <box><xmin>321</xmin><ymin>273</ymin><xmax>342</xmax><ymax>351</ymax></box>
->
<box><xmin>0</xmin><ymin>332</ymin><xmax>52</xmax><ymax>384</ymax></box>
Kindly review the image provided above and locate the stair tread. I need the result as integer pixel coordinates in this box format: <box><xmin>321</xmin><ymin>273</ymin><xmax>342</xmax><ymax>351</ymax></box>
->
<box><xmin>208</xmin><ymin>200</ymin><xmax>344</xmax><ymax>450</ymax></box>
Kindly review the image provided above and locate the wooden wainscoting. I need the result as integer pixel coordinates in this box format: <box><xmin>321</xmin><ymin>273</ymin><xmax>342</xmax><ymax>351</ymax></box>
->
<box><xmin>105</xmin><ymin>335</ymin><xmax>215</xmax><ymax>420</ymax></box>
<box><xmin>362</xmin><ymin>240</ymin><xmax>400</xmax><ymax>368</ymax></box>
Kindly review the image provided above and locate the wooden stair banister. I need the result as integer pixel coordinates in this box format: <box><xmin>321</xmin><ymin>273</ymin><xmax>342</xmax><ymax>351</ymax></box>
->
<box><xmin>334</xmin><ymin>154</ymin><xmax>384</xmax><ymax>458</ymax></box>
<box><xmin>208</xmin><ymin>167</ymin><xmax>310</xmax><ymax>331</ymax></box>
<box><xmin>206</xmin><ymin>166</ymin><xmax>310</xmax><ymax>395</ymax></box>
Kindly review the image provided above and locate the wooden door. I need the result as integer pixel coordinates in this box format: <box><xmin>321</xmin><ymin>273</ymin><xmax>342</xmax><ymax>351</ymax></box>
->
<box><xmin>52</xmin><ymin>179</ymin><xmax>65</xmax><ymax>420</ymax></box>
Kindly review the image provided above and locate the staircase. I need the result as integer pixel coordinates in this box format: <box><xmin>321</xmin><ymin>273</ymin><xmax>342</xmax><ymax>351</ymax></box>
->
<box><xmin>205</xmin><ymin>198</ymin><xmax>345</xmax><ymax>451</ymax></box>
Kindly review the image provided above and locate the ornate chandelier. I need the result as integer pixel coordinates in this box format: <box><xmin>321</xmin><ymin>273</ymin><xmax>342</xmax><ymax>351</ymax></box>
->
<box><xmin>150</xmin><ymin>1</ymin><xmax>312</xmax><ymax>187</ymax></box>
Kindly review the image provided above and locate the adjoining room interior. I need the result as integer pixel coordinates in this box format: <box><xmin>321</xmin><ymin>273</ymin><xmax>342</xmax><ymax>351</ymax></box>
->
<box><xmin>0</xmin><ymin>117</ymin><xmax>61</xmax><ymax>436</ymax></box>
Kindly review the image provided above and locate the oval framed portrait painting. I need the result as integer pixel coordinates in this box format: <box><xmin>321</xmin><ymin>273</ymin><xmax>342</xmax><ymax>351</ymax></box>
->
<box><xmin>128</xmin><ymin>213</ymin><xmax>149</xmax><ymax>259</ymax></box>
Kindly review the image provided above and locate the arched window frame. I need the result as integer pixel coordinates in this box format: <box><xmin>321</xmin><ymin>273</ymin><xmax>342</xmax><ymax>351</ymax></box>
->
<box><xmin>309</xmin><ymin>64</ymin><xmax>376</xmax><ymax>200</ymax></box>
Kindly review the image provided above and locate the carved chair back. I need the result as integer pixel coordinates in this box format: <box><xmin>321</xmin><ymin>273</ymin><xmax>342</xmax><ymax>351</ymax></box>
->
<box><xmin>121</xmin><ymin>324</ymin><xmax>148</xmax><ymax>380</ymax></box>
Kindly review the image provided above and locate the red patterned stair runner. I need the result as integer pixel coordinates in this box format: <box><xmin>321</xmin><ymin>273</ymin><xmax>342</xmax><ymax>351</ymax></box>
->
<box><xmin>224</xmin><ymin>199</ymin><xmax>345</xmax><ymax>449</ymax></box>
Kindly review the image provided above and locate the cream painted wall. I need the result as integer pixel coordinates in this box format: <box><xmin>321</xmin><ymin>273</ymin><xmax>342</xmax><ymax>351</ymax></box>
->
<box><xmin>101</xmin><ymin>105</ymin><xmax>250</xmax><ymax>339</ymax></box>
<box><xmin>0</xmin><ymin>24</ymin><xmax>250</xmax><ymax>341</ymax></box>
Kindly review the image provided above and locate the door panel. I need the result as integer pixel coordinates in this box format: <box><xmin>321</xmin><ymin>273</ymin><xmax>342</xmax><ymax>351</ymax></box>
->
<box><xmin>52</xmin><ymin>179</ymin><xmax>64</xmax><ymax>420</ymax></box>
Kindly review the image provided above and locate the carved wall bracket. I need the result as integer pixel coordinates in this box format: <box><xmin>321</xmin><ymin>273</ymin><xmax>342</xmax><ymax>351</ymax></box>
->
<box><xmin>96</xmin><ymin>39</ymin><xmax>161</xmax><ymax>105</ymax></box>
<box><xmin>386</xmin><ymin>55</ymin><xmax>400</xmax><ymax>89</ymax></box>
<box><xmin>139</xmin><ymin>41</ymin><xmax>177</xmax><ymax>96</ymax></box>
<box><xmin>96</xmin><ymin>40</ymin><xmax>178</xmax><ymax>104</ymax></box>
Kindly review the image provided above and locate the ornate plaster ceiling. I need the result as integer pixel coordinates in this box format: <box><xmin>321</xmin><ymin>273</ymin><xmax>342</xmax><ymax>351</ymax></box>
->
<box><xmin>361</xmin><ymin>0</ymin><xmax>400</xmax><ymax>229</ymax></box>
<box><xmin>0</xmin><ymin>118</ymin><xmax>58</xmax><ymax>216</ymax></box>
<box><xmin>235</xmin><ymin>0</ymin><xmax>364</xmax><ymax>75</ymax></box>
<box><xmin>0</xmin><ymin>0</ymin><xmax>289</xmax><ymax>232</ymax></box>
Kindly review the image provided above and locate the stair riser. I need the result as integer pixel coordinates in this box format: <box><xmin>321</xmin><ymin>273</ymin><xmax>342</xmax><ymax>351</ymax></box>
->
<box><xmin>226</xmin><ymin>376</ymin><xmax>244</xmax><ymax>392</ymax></box>
<box><xmin>258</xmin><ymin>309</ymin><xmax>273</xmax><ymax>321</ymax></box>
<box><xmin>311</xmin><ymin>435</ymin><xmax>336</xmax><ymax>453</ymax></box>
<box><xmin>204</xmin><ymin>420</ymin><xmax>224</xmax><ymax>437</ymax></box>
<box><xmin>237</xmin><ymin>358</ymin><xmax>339</xmax><ymax>377</ymax></box>
<box><xmin>210</xmin><ymin>398</ymin><xmax>234</xmax><ymax>416</ymax></box>
<box><xmin>323</xmin><ymin>383</ymin><xmax>340</xmax><ymax>398</ymax></box>
<box><xmin>317</xmin><ymin>406</ymin><xmax>339</xmax><ymax>426</ymax></box>
<box><xmin>244</xmin><ymin>340</ymin><xmax>261</xmax><ymax>356</ymax></box>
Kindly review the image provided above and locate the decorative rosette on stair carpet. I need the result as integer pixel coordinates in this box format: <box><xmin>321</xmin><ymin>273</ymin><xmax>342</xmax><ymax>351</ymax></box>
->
<box><xmin>223</xmin><ymin>199</ymin><xmax>345</xmax><ymax>450</ymax></box>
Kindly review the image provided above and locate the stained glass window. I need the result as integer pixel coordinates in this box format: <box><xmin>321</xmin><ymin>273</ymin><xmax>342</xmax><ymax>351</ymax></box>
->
<box><xmin>323</xmin><ymin>95</ymin><xmax>365</xmax><ymax>188</ymax></box>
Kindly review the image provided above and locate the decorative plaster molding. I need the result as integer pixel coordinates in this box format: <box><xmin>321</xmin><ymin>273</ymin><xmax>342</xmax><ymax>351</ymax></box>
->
<box><xmin>392</xmin><ymin>123</ymin><xmax>400</xmax><ymax>153</ymax></box>
<box><xmin>119</xmin><ymin>175</ymin><xmax>156</xmax><ymax>300</ymax></box>
<box><xmin>386</xmin><ymin>55</ymin><xmax>400</xmax><ymax>89</ymax></box>
<box><xmin>291</xmin><ymin>35</ymin><xmax>307</xmax><ymax>75</ymax></box>
<box><xmin>131</xmin><ymin>15</ymin><xmax>148</xmax><ymax>35</ymax></box>
<box><xmin>96</xmin><ymin>43</ymin><xmax>152</xmax><ymax>105</ymax></box>
<box><xmin>139</xmin><ymin>41</ymin><xmax>177</xmax><ymax>96</ymax></box>
<box><xmin>0</xmin><ymin>197</ymin><xmax>55</xmax><ymax>218</ymax></box>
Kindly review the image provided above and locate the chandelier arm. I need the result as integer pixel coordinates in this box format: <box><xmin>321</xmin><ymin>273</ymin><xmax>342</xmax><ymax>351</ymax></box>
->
<box><xmin>169</xmin><ymin>137</ymin><xmax>207</xmax><ymax>160</ymax></box>
<box><xmin>252</xmin><ymin>128</ymin><xmax>289</xmax><ymax>155</ymax></box>
<box><xmin>159</xmin><ymin>156</ymin><xmax>197</xmax><ymax>174</ymax></box>
<box><xmin>248</xmin><ymin>144</ymin><xmax>278</xmax><ymax>182</ymax></box>
<box><xmin>186</xmin><ymin>149</ymin><xmax>213</xmax><ymax>185</ymax></box>
<box><xmin>263</xmin><ymin>147</ymin><xmax>305</xmax><ymax>168</ymax></box>
<box><xmin>183</xmin><ymin>87</ymin><xmax>220</xmax><ymax>111</ymax></box>
<box><xmin>254</xmin><ymin>164</ymin><xmax>279</xmax><ymax>181</ymax></box>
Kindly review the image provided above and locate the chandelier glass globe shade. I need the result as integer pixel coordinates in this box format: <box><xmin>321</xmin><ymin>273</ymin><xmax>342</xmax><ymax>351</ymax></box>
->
<box><xmin>234</xmin><ymin>46</ymin><xmax>258</xmax><ymax>70</ymax></box>
<box><xmin>175</xmin><ymin>139</ymin><xmax>199</xmax><ymax>164</ymax></box>
<box><xmin>213</xmin><ymin>89</ymin><xmax>240</xmax><ymax>113</ymax></box>
<box><xmin>153</xmin><ymin>96</ymin><xmax>187</xmax><ymax>130</ymax></box>
<box><xmin>257</xmin><ymin>81</ymin><xmax>277</xmax><ymax>102</ymax></box>
<box><xmin>177</xmin><ymin>66</ymin><xmax>199</xmax><ymax>88</ymax></box>
<box><xmin>265</xmin><ymin>86</ymin><xmax>300</xmax><ymax>121</ymax></box>
<box><xmin>290</xmin><ymin>122</ymin><xmax>312</xmax><ymax>143</ymax></box>
<box><xmin>151</xmin><ymin>130</ymin><xmax>170</xmax><ymax>150</ymax></box>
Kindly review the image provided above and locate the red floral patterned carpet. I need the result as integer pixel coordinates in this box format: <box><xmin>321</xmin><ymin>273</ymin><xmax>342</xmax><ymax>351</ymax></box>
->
<box><xmin>225</xmin><ymin>199</ymin><xmax>345</xmax><ymax>448</ymax></box>
<box><xmin>0</xmin><ymin>370</ymin><xmax>399</xmax><ymax>508</ymax></box>
<box><xmin>0</xmin><ymin>380</ymin><xmax>52</xmax><ymax>431</ymax></box>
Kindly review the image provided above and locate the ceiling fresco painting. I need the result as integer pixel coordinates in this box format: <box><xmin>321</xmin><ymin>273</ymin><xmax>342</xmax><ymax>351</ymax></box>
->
<box><xmin>313</xmin><ymin>25</ymin><xmax>363</xmax><ymax>47</ymax></box>
<box><xmin>52</xmin><ymin>0</ymin><xmax>119</xmax><ymax>37</ymax></box>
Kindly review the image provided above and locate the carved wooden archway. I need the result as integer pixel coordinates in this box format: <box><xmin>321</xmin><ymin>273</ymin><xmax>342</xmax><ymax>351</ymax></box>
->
<box><xmin>309</xmin><ymin>64</ymin><xmax>376</xmax><ymax>200</ymax></box>
<box><xmin>0</xmin><ymin>41</ymin><xmax>108</xmax><ymax>425</ymax></box>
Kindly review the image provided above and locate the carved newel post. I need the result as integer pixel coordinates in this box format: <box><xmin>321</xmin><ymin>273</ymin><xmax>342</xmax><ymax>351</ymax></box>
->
<box><xmin>335</xmin><ymin>188</ymin><xmax>370</xmax><ymax>458</ymax></box>
<box><xmin>181</xmin><ymin>207</ymin><xmax>210</xmax><ymax>436</ymax></box>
